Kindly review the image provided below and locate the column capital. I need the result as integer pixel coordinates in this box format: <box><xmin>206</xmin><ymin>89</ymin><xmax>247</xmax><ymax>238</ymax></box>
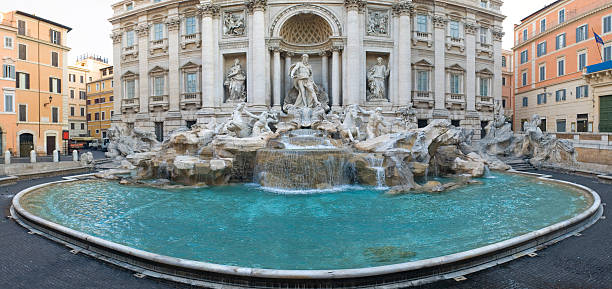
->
<box><xmin>197</xmin><ymin>2</ymin><xmax>220</xmax><ymax>17</ymax></box>
<box><xmin>464</xmin><ymin>21</ymin><xmax>478</xmax><ymax>35</ymax></box>
<box><xmin>111</xmin><ymin>31</ymin><xmax>123</xmax><ymax>44</ymax></box>
<box><xmin>166</xmin><ymin>16</ymin><xmax>181</xmax><ymax>31</ymax></box>
<box><xmin>392</xmin><ymin>1</ymin><xmax>414</xmax><ymax>17</ymax></box>
<box><xmin>344</xmin><ymin>0</ymin><xmax>366</xmax><ymax>13</ymax></box>
<box><xmin>319</xmin><ymin>51</ymin><xmax>330</xmax><ymax>57</ymax></box>
<box><xmin>246</xmin><ymin>0</ymin><xmax>267</xmax><ymax>13</ymax></box>
<box><xmin>432</xmin><ymin>15</ymin><xmax>448</xmax><ymax>29</ymax></box>
<box><xmin>134</xmin><ymin>23</ymin><xmax>151</xmax><ymax>37</ymax></box>
<box><xmin>284</xmin><ymin>51</ymin><xmax>295</xmax><ymax>57</ymax></box>
<box><xmin>492</xmin><ymin>27</ymin><xmax>505</xmax><ymax>42</ymax></box>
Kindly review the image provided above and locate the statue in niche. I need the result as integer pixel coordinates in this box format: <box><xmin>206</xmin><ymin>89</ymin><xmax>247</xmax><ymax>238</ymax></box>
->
<box><xmin>223</xmin><ymin>11</ymin><xmax>245</xmax><ymax>36</ymax></box>
<box><xmin>367</xmin><ymin>57</ymin><xmax>390</xmax><ymax>101</ymax></box>
<box><xmin>290</xmin><ymin>54</ymin><xmax>322</xmax><ymax>108</ymax></box>
<box><xmin>224</xmin><ymin>59</ymin><xmax>246</xmax><ymax>102</ymax></box>
<box><xmin>367</xmin><ymin>11</ymin><xmax>388</xmax><ymax>36</ymax></box>
<box><xmin>360</xmin><ymin>106</ymin><xmax>389</xmax><ymax>140</ymax></box>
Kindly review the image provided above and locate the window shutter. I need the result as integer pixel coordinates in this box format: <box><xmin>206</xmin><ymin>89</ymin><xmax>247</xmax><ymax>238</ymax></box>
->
<box><xmin>576</xmin><ymin>27</ymin><xmax>579</xmax><ymax>42</ymax></box>
<box><xmin>25</xmin><ymin>73</ymin><xmax>30</xmax><ymax>89</ymax></box>
<box><xmin>49</xmin><ymin>78</ymin><xmax>53</xmax><ymax>93</ymax></box>
<box><xmin>57</xmin><ymin>32</ymin><xmax>61</xmax><ymax>45</ymax></box>
<box><xmin>50</xmin><ymin>29</ymin><xmax>53</xmax><ymax>43</ymax></box>
<box><xmin>58</xmin><ymin>79</ymin><xmax>61</xmax><ymax>93</ymax></box>
<box><xmin>16</xmin><ymin>72</ymin><xmax>20</xmax><ymax>88</ymax></box>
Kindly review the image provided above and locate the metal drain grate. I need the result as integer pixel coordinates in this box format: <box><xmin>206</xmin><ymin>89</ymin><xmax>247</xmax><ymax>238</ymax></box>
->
<box><xmin>527</xmin><ymin>252</ymin><xmax>538</xmax><ymax>257</ymax></box>
<box><xmin>133</xmin><ymin>273</ymin><xmax>146</xmax><ymax>279</ymax></box>
<box><xmin>453</xmin><ymin>276</ymin><xmax>467</xmax><ymax>282</ymax></box>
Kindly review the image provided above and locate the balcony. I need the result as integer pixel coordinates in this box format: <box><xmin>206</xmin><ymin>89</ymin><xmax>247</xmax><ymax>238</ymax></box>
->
<box><xmin>412</xmin><ymin>91</ymin><xmax>434</xmax><ymax>108</ymax></box>
<box><xmin>476</xmin><ymin>96</ymin><xmax>494</xmax><ymax>111</ymax></box>
<box><xmin>446</xmin><ymin>36</ymin><xmax>464</xmax><ymax>52</ymax></box>
<box><xmin>477</xmin><ymin>42</ymin><xmax>493</xmax><ymax>57</ymax></box>
<box><xmin>181</xmin><ymin>33</ymin><xmax>201</xmax><ymax>49</ymax></box>
<box><xmin>180</xmin><ymin>92</ymin><xmax>201</xmax><ymax>109</ymax></box>
<box><xmin>122</xmin><ymin>45</ymin><xmax>138</xmax><ymax>61</ymax></box>
<box><xmin>149</xmin><ymin>95</ymin><xmax>169</xmax><ymax>111</ymax></box>
<box><xmin>149</xmin><ymin>38</ymin><xmax>168</xmax><ymax>55</ymax></box>
<box><xmin>121</xmin><ymin>98</ymin><xmax>140</xmax><ymax>113</ymax></box>
<box><xmin>445</xmin><ymin>93</ymin><xmax>466</xmax><ymax>110</ymax></box>
<box><xmin>412</xmin><ymin>31</ymin><xmax>432</xmax><ymax>47</ymax></box>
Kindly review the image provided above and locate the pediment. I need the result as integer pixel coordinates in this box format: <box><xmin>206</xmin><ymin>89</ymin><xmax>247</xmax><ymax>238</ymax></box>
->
<box><xmin>413</xmin><ymin>59</ymin><xmax>433</xmax><ymax>67</ymax></box>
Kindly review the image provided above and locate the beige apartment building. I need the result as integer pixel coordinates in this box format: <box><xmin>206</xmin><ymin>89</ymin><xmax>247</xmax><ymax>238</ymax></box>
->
<box><xmin>513</xmin><ymin>0</ymin><xmax>612</xmax><ymax>133</ymax></box>
<box><xmin>501</xmin><ymin>49</ymin><xmax>513</xmax><ymax>127</ymax></box>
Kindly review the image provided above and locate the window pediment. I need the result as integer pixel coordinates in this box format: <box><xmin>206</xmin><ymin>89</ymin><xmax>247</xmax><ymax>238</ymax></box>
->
<box><xmin>181</xmin><ymin>61</ymin><xmax>201</xmax><ymax>70</ymax></box>
<box><xmin>121</xmin><ymin>70</ymin><xmax>138</xmax><ymax>79</ymax></box>
<box><xmin>149</xmin><ymin>65</ymin><xmax>168</xmax><ymax>75</ymax></box>
<box><xmin>413</xmin><ymin>59</ymin><xmax>433</xmax><ymax>67</ymax></box>
<box><xmin>446</xmin><ymin>64</ymin><xmax>465</xmax><ymax>72</ymax></box>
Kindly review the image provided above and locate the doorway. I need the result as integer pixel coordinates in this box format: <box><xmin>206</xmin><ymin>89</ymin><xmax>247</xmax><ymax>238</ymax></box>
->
<box><xmin>19</xmin><ymin>133</ymin><xmax>34</xmax><ymax>157</ymax></box>
<box><xmin>46</xmin><ymin>135</ymin><xmax>56</xmax><ymax>155</ymax></box>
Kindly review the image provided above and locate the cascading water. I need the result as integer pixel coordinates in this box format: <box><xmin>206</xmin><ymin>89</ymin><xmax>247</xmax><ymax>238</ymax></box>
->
<box><xmin>366</xmin><ymin>155</ymin><xmax>387</xmax><ymax>189</ymax></box>
<box><xmin>254</xmin><ymin>129</ymin><xmax>356</xmax><ymax>190</ymax></box>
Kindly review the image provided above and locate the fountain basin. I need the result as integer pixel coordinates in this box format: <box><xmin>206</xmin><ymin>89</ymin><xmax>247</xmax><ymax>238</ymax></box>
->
<box><xmin>11</xmin><ymin>172</ymin><xmax>602</xmax><ymax>288</ymax></box>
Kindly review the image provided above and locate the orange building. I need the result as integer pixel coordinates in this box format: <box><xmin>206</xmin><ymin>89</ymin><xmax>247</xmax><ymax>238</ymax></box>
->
<box><xmin>502</xmin><ymin>49</ymin><xmax>514</xmax><ymax>128</ymax></box>
<box><xmin>68</xmin><ymin>56</ymin><xmax>110</xmax><ymax>138</ymax></box>
<box><xmin>87</xmin><ymin>66</ymin><xmax>114</xmax><ymax>139</ymax></box>
<box><xmin>4</xmin><ymin>11</ymin><xmax>72</xmax><ymax>157</ymax></box>
<box><xmin>513</xmin><ymin>0</ymin><xmax>612</xmax><ymax>133</ymax></box>
<box><xmin>0</xmin><ymin>12</ymin><xmax>17</xmax><ymax>155</ymax></box>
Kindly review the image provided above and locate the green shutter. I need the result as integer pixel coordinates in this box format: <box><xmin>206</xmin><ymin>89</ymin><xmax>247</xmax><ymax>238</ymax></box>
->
<box><xmin>600</xmin><ymin>95</ymin><xmax>612</xmax><ymax>133</ymax></box>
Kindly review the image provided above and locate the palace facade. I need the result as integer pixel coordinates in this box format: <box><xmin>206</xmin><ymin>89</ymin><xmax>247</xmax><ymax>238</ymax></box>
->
<box><xmin>110</xmin><ymin>0</ymin><xmax>505</xmax><ymax>140</ymax></box>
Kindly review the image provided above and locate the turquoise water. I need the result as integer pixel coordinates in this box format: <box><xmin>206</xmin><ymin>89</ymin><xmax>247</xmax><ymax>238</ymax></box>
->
<box><xmin>20</xmin><ymin>172</ymin><xmax>590</xmax><ymax>270</ymax></box>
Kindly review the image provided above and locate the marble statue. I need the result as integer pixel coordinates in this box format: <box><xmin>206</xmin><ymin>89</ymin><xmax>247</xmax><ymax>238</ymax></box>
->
<box><xmin>290</xmin><ymin>54</ymin><xmax>322</xmax><ymax>108</ymax></box>
<box><xmin>222</xmin><ymin>102</ymin><xmax>251</xmax><ymax>138</ymax></box>
<box><xmin>246</xmin><ymin>110</ymin><xmax>278</xmax><ymax>137</ymax></box>
<box><xmin>339</xmin><ymin>105</ymin><xmax>361</xmax><ymax>142</ymax></box>
<box><xmin>367</xmin><ymin>57</ymin><xmax>390</xmax><ymax>101</ymax></box>
<box><xmin>224</xmin><ymin>59</ymin><xmax>246</xmax><ymax>102</ymax></box>
<box><xmin>223</xmin><ymin>11</ymin><xmax>245</xmax><ymax>36</ymax></box>
<box><xmin>360</xmin><ymin>106</ymin><xmax>389</xmax><ymax>139</ymax></box>
<box><xmin>367</xmin><ymin>11</ymin><xmax>388</xmax><ymax>36</ymax></box>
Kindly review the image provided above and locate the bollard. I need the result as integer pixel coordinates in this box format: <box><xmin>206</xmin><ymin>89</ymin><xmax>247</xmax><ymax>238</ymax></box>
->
<box><xmin>4</xmin><ymin>151</ymin><xmax>10</xmax><ymax>165</ymax></box>
<box><xmin>30</xmin><ymin>150</ymin><xmax>36</xmax><ymax>163</ymax></box>
<box><xmin>73</xmin><ymin>150</ymin><xmax>79</xmax><ymax>162</ymax></box>
<box><xmin>53</xmin><ymin>150</ymin><xmax>59</xmax><ymax>162</ymax></box>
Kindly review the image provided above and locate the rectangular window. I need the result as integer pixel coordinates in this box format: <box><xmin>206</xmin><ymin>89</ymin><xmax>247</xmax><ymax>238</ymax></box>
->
<box><xmin>540</xmin><ymin>19</ymin><xmax>546</xmax><ymax>32</ymax></box>
<box><xmin>576</xmin><ymin>24</ymin><xmax>588</xmax><ymax>43</ymax></box>
<box><xmin>19</xmin><ymin>104</ymin><xmax>26</xmax><ymax>122</ymax></box>
<box><xmin>559</xmin><ymin>9</ymin><xmax>565</xmax><ymax>24</ymax></box>
<box><xmin>154</xmin><ymin>23</ymin><xmax>164</xmax><ymax>41</ymax></box>
<box><xmin>154</xmin><ymin>76</ymin><xmax>164</xmax><ymax>96</ymax></box>
<box><xmin>523</xmin><ymin>29</ymin><xmax>528</xmax><ymax>41</ymax></box>
<box><xmin>126</xmin><ymin>3</ymin><xmax>133</xmax><ymax>11</ymax></box>
<box><xmin>18</xmin><ymin>20</ymin><xmax>25</xmax><ymax>35</ymax></box>
<box><xmin>520</xmin><ymin>50</ymin><xmax>529</xmax><ymax>64</ymax></box>
<box><xmin>576</xmin><ymin>85</ymin><xmax>589</xmax><ymax>98</ymax></box>
<box><xmin>4</xmin><ymin>36</ymin><xmax>13</xmax><ymax>49</ymax></box>
<box><xmin>95</xmin><ymin>112</ymin><xmax>100</xmax><ymax>121</ymax></box>
<box><xmin>522</xmin><ymin>72</ymin><xmax>528</xmax><ymax>86</ymax></box>
<box><xmin>556</xmin><ymin>33</ymin><xmax>566</xmax><ymax>50</ymax></box>
<box><xmin>502</xmin><ymin>56</ymin><xmax>507</xmax><ymax>67</ymax></box>
<box><xmin>186</xmin><ymin>73</ymin><xmax>197</xmax><ymax>93</ymax></box>
<box><xmin>537</xmin><ymin>41</ymin><xmax>547</xmax><ymax>57</ymax></box>
<box><xmin>186</xmin><ymin>17</ymin><xmax>196</xmax><ymax>35</ymax></box>
<box><xmin>70</xmin><ymin>106</ymin><xmax>75</xmax><ymax>116</ymax></box>
<box><xmin>556</xmin><ymin>119</ymin><xmax>566</xmax><ymax>132</ymax></box>
<box><xmin>80</xmin><ymin>75</ymin><xmax>84</xmax><ymax>83</ymax></box>
<box><xmin>96</xmin><ymin>83</ymin><xmax>100</xmax><ymax>91</ymax></box>
<box><xmin>555</xmin><ymin>89</ymin><xmax>566</xmax><ymax>101</ymax></box>
<box><xmin>417</xmin><ymin>71</ymin><xmax>429</xmax><ymax>92</ymax></box>
<box><xmin>604</xmin><ymin>15</ymin><xmax>611</xmax><ymax>34</ymax></box>
<box><xmin>51</xmin><ymin>52</ymin><xmax>58</xmax><ymax>67</ymax></box>
<box><xmin>18</xmin><ymin>44</ymin><xmax>26</xmax><ymax>60</ymax></box>
<box><xmin>79</xmin><ymin>91</ymin><xmax>86</xmax><ymax>100</ymax></box>
<box><xmin>604</xmin><ymin>46</ymin><xmax>612</xmax><ymax>62</ymax></box>
<box><xmin>50</xmin><ymin>29</ymin><xmax>61</xmax><ymax>45</ymax></box>
<box><xmin>102</xmin><ymin>111</ymin><xmax>105</xmax><ymax>120</ymax></box>
<box><xmin>417</xmin><ymin>15</ymin><xmax>428</xmax><ymax>33</ymax></box>
<box><xmin>16</xmin><ymin>72</ymin><xmax>30</xmax><ymax>89</ymax></box>
<box><xmin>102</xmin><ymin>82</ymin><xmax>105</xmax><ymax>90</ymax></box>
<box><xmin>70</xmin><ymin>90</ymin><xmax>74</xmax><ymax>98</ymax></box>
<box><xmin>450</xmin><ymin>74</ymin><xmax>461</xmax><ymax>94</ymax></box>
<box><xmin>4</xmin><ymin>93</ymin><xmax>14</xmax><ymax>112</ymax></box>
<box><xmin>577</xmin><ymin>114</ymin><xmax>588</xmax><ymax>132</ymax></box>
<box><xmin>522</xmin><ymin>97</ymin><xmax>528</xmax><ymax>107</ymax></box>
<box><xmin>502</xmin><ymin>77</ymin><xmax>506</xmax><ymax>86</ymax></box>
<box><xmin>578</xmin><ymin>52</ymin><xmax>587</xmax><ymax>71</ymax></box>
<box><xmin>2</xmin><ymin>64</ymin><xmax>15</xmax><ymax>79</ymax></box>
<box><xmin>449</xmin><ymin>21</ymin><xmax>460</xmax><ymax>38</ymax></box>
<box><xmin>87</xmin><ymin>114</ymin><xmax>91</xmax><ymax>121</ymax></box>
<box><xmin>81</xmin><ymin>123</ymin><xmax>85</xmax><ymax>130</ymax></box>
<box><xmin>480</xmin><ymin>27</ymin><xmax>488</xmax><ymax>44</ymax></box>
<box><xmin>49</xmin><ymin>77</ymin><xmax>61</xmax><ymax>93</ymax></box>
<box><xmin>126</xmin><ymin>30</ymin><xmax>135</xmax><ymax>47</ymax></box>
<box><xmin>539</xmin><ymin>65</ymin><xmax>546</xmax><ymax>81</ymax></box>
<box><xmin>71</xmin><ymin>123</ymin><xmax>75</xmax><ymax>130</ymax></box>
<box><xmin>81</xmin><ymin>107</ymin><xmax>85</xmax><ymax>116</ymax></box>
<box><xmin>537</xmin><ymin>93</ymin><xmax>547</xmax><ymax>104</ymax></box>
<box><xmin>479</xmin><ymin>78</ymin><xmax>489</xmax><ymax>96</ymax></box>
<box><xmin>557</xmin><ymin>59</ymin><xmax>565</xmax><ymax>76</ymax></box>
<box><xmin>126</xmin><ymin>80</ymin><xmax>136</xmax><ymax>99</ymax></box>
<box><xmin>52</xmin><ymin>107</ymin><xmax>59</xmax><ymax>123</ymax></box>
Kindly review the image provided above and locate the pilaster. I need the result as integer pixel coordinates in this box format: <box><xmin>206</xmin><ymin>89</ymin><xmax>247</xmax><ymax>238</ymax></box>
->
<box><xmin>492</xmin><ymin>26</ymin><xmax>504</xmax><ymax>105</ymax></box>
<box><xmin>198</xmin><ymin>1</ymin><xmax>219</xmax><ymax>112</ymax></box>
<box><xmin>111</xmin><ymin>30</ymin><xmax>123</xmax><ymax>122</ymax></box>
<box><xmin>344</xmin><ymin>0</ymin><xmax>365</xmax><ymax>105</ymax></box>
<box><xmin>393</xmin><ymin>1</ymin><xmax>413</xmax><ymax>107</ymax></box>
<box><xmin>465</xmin><ymin>19</ymin><xmax>477</xmax><ymax>113</ymax></box>
<box><xmin>432</xmin><ymin>13</ymin><xmax>448</xmax><ymax>117</ymax></box>
<box><xmin>166</xmin><ymin>14</ymin><xmax>181</xmax><ymax>113</ymax></box>
<box><xmin>135</xmin><ymin>21</ymin><xmax>150</xmax><ymax>117</ymax></box>
<box><xmin>248</xmin><ymin>0</ymin><xmax>268</xmax><ymax>107</ymax></box>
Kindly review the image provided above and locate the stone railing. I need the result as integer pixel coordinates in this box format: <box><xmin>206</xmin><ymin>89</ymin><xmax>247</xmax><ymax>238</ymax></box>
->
<box><xmin>181</xmin><ymin>33</ymin><xmax>201</xmax><ymax>49</ymax></box>
<box><xmin>180</xmin><ymin>92</ymin><xmax>201</xmax><ymax>109</ymax></box>
<box><xmin>445</xmin><ymin>93</ymin><xmax>465</xmax><ymax>109</ymax></box>
<box><xmin>412</xmin><ymin>91</ymin><xmax>434</xmax><ymax>108</ymax></box>
<box><xmin>122</xmin><ymin>45</ymin><xmax>138</xmax><ymax>61</ymax></box>
<box><xmin>446</xmin><ymin>36</ymin><xmax>464</xmax><ymax>51</ymax></box>
<box><xmin>550</xmin><ymin>132</ymin><xmax>612</xmax><ymax>166</ymax></box>
<box><xmin>149</xmin><ymin>95</ymin><xmax>169</xmax><ymax>111</ymax></box>
<box><xmin>412</xmin><ymin>31</ymin><xmax>432</xmax><ymax>46</ymax></box>
<box><xmin>476</xmin><ymin>96</ymin><xmax>494</xmax><ymax>111</ymax></box>
<box><xmin>149</xmin><ymin>38</ymin><xmax>168</xmax><ymax>54</ymax></box>
<box><xmin>121</xmin><ymin>98</ymin><xmax>140</xmax><ymax>112</ymax></box>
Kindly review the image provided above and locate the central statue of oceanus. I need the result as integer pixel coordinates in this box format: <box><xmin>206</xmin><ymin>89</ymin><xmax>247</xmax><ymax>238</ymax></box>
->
<box><xmin>284</xmin><ymin>54</ymin><xmax>329</xmax><ymax>111</ymax></box>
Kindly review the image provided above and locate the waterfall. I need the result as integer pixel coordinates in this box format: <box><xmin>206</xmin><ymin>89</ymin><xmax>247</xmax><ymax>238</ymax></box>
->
<box><xmin>389</xmin><ymin>154</ymin><xmax>417</xmax><ymax>189</ymax></box>
<box><xmin>366</xmin><ymin>155</ymin><xmax>387</xmax><ymax>189</ymax></box>
<box><xmin>483</xmin><ymin>165</ymin><xmax>496</xmax><ymax>178</ymax></box>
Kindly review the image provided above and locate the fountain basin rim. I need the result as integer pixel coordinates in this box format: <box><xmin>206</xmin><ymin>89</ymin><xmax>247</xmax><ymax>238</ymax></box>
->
<box><xmin>11</xmin><ymin>171</ymin><xmax>602</xmax><ymax>281</ymax></box>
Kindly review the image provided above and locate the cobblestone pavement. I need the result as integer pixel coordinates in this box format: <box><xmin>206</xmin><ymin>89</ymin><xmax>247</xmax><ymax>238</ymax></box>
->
<box><xmin>0</xmin><ymin>171</ymin><xmax>610</xmax><ymax>289</ymax></box>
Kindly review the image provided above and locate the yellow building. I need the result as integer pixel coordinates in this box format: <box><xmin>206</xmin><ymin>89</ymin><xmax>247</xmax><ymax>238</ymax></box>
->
<box><xmin>68</xmin><ymin>56</ymin><xmax>110</xmax><ymax>137</ymax></box>
<box><xmin>87</xmin><ymin>66</ymin><xmax>114</xmax><ymax>139</ymax></box>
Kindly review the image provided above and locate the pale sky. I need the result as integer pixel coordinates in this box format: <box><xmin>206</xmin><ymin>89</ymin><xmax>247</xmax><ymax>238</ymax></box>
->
<box><xmin>2</xmin><ymin>0</ymin><xmax>554</xmax><ymax>63</ymax></box>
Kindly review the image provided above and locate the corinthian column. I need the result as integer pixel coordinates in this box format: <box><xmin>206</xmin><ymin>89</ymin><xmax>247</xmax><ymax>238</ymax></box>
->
<box><xmin>272</xmin><ymin>47</ymin><xmax>281</xmax><ymax>108</ymax></box>
<box><xmin>248</xmin><ymin>0</ymin><xmax>268</xmax><ymax>107</ymax></box>
<box><xmin>393</xmin><ymin>1</ymin><xmax>413</xmax><ymax>106</ymax></box>
<box><xmin>344</xmin><ymin>0</ymin><xmax>365</xmax><ymax>105</ymax></box>
<box><xmin>320</xmin><ymin>51</ymin><xmax>329</xmax><ymax>94</ymax></box>
<box><xmin>166</xmin><ymin>15</ymin><xmax>181</xmax><ymax>113</ymax></box>
<box><xmin>198</xmin><ymin>1</ymin><xmax>219</xmax><ymax>112</ymax></box>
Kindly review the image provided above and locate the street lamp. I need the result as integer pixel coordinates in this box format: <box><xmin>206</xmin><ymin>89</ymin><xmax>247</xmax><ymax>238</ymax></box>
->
<box><xmin>44</xmin><ymin>95</ymin><xmax>52</xmax><ymax>106</ymax></box>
